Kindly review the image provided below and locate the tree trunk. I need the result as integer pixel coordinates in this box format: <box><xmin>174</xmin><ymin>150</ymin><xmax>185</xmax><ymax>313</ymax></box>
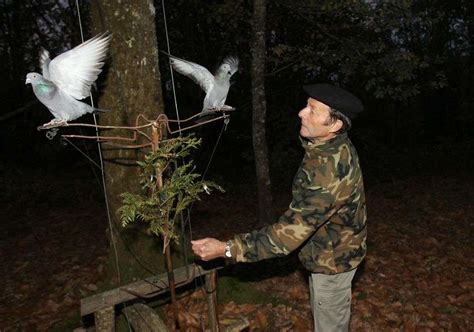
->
<box><xmin>89</xmin><ymin>1</ymin><xmax>168</xmax><ymax>285</ymax></box>
<box><xmin>251</xmin><ymin>0</ymin><xmax>274</xmax><ymax>227</ymax></box>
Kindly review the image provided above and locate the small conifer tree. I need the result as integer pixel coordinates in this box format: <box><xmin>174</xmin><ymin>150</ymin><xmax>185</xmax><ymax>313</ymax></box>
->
<box><xmin>119</xmin><ymin>135</ymin><xmax>223</xmax><ymax>250</ymax></box>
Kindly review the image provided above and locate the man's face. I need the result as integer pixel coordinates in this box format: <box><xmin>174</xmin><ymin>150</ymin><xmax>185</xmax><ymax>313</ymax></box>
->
<box><xmin>298</xmin><ymin>97</ymin><xmax>338</xmax><ymax>141</ymax></box>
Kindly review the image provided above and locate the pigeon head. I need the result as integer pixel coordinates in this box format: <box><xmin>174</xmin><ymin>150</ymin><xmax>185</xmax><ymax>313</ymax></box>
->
<box><xmin>219</xmin><ymin>57</ymin><xmax>239</xmax><ymax>77</ymax></box>
<box><xmin>221</xmin><ymin>64</ymin><xmax>233</xmax><ymax>76</ymax></box>
<box><xmin>25</xmin><ymin>72</ymin><xmax>44</xmax><ymax>85</ymax></box>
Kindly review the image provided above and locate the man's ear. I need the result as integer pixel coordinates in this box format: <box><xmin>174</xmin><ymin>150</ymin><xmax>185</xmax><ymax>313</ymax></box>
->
<box><xmin>329</xmin><ymin>119</ymin><xmax>343</xmax><ymax>133</ymax></box>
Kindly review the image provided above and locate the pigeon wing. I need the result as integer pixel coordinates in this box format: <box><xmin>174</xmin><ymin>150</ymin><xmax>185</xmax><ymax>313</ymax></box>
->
<box><xmin>39</xmin><ymin>48</ymin><xmax>51</xmax><ymax>80</ymax></box>
<box><xmin>48</xmin><ymin>33</ymin><xmax>111</xmax><ymax>100</ymax></box>
<box><xmin>170</xmin><ymin>55</ymin><xmax>214</xmax><ymax>93</ymax></box>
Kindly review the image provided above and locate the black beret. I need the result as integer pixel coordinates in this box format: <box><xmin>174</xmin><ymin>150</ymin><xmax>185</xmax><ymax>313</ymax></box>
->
<box><xmin>303</xmin><ymin>83</ymin><xmax>363</xmax><ymax>119</ymax></box>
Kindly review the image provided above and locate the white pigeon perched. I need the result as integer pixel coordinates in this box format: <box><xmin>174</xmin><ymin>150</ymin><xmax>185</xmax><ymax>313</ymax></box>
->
<box><xmin>168</xmin><ymin>54</ymin><xmax>239</xmax><ymax>115</ymax></box>
<box><xmin>25</xmin><ymin>33</ymin><xmax>111</xmax><ymax>128</ymax></box>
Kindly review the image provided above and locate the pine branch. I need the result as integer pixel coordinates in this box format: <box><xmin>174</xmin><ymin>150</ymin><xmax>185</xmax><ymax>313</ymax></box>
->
<box><xmin>119</xmin><ymin>135</ymin><xmax>224</xmax><ymax>245</ymax></box>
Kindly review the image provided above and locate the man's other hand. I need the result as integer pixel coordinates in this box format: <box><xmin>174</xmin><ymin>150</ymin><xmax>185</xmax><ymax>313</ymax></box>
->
<box><xmin>191</xmin><ymin>238</ymin><xmax>226</xmax><ymax>261</ymax></box>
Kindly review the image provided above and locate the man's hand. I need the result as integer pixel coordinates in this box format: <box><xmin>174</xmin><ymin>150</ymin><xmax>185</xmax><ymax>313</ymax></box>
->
<box><xmin>191</xmin><ymin>238</ymin><xmax>226</xmax><ymax>261</ymax></box>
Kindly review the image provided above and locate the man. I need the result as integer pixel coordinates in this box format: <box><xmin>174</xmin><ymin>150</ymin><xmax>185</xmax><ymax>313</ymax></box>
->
<box><xmin>192</xmin><ymin>83</ymin><xmax>367</xmax><ymax>332</ymax></box>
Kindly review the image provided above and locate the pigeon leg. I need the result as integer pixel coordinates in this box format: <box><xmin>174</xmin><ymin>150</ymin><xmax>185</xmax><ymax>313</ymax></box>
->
<box><xmin>37</xmin><ymin>119</ymin><xmax>68</xmax><ymax>131</ymax></box>
<box><xmin>202</xmin><ymin>106</ymin><xmax>221</xmax><ymax>113</ymax></box>
<box><xmin>209</xmin><ymin>105</ymin><xmax>236</xmax><ymax>112</ymax></box>
<box><xmin>221</xmin><ymin>105</ymin><xmax>236</xmax><ymax>111</ymax></box>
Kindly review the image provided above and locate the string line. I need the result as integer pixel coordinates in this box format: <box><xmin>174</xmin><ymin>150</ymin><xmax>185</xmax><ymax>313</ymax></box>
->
<box><xmin>75</xmin><ymin>0</ymin><xmax>122</xmax><ymax>288</ymax></box>
<box><xmin>161</xmin><ymin>0</ymin><xmax>181</xmax><ymax>132</ymax></box>
<box><xmin>159</xmin><ymin>0</ymin><xmax>217</xmax><ymax>324</ymax></box>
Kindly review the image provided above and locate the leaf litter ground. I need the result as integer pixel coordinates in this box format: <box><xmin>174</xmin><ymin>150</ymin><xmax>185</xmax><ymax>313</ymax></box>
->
<box><xmin>1</xmin><ymin>166</ymin><xmax>473</xmax><ymax>331</ymax></box>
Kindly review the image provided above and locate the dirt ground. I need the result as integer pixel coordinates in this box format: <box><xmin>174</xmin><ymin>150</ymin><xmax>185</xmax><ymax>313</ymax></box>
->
<box><xmin>1</xmin><ymin>164</ymin><xmax>473</xmax><ymax>331</ymax></box>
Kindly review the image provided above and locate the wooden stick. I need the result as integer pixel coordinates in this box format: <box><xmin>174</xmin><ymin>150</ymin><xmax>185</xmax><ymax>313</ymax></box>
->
<box><xmin>94</xmin><ymin>306</ymin><xmax>115</xmax><ymax>332</ymax></box>
<box><xmin>151</xmin><ymin>123</ymin><xmax>179</xmax><ymax>330</ymax></box>
<box><xmin>206</xmin><ymin>269</ymin><xmax>220</xmax><ymax>332</ymax></box>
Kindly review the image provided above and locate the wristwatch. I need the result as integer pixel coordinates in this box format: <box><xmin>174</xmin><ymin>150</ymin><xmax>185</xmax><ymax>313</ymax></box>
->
<box><xmin>224</xmin><ymin>240</ymin><xmax>232</xmax><ymax>258</ymax></box>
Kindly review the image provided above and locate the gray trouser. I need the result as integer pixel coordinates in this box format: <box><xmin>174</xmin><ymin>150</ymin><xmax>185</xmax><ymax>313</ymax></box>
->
<box><xmin>309</xmin><ymin>269</ymin><xmax>357</xmax><ymax>332</ymax></box>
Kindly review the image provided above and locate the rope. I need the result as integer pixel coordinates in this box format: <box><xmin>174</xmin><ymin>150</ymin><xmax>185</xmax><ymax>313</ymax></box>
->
<box><xmin>62</xmin><ymin>137</ymin><xmax>101</xmax><ymax>170</ymax></box>
<box><xmin>161</xmin><ymin>0</ymin><xmax>182</xmax><ymax>132</ymax></box>
<box><xmin>159</xmin><ymin>1</ymin><xmax>227</xmax><ymax>327</ymax></box>
<box><xmin>160</xmin><ymin>0</ymin><xmax>198</xmax><ymax>261</ymax></box>
<box><xmin>159</xmin><ymin>5</ymin><xmax>202</xmax><ymax>318</ymax></box>
<box><xmin>202</xmin><ymin>121</ymin><xmax>227</xmax><ymax>181</ymax></box>
<box><xmin>75</xmin><ymin>0</ymin><xmax>121</xmax><ymax>285</ymax></box>
<box><xmin>183</xmin><ymin>120</ymin><xmax>227</xmax><ymax>230</ymax></box>
<box><xmin>74</xmin><ymin>3</ymin><xmax>133</xmax><ymax>330</ymax></box>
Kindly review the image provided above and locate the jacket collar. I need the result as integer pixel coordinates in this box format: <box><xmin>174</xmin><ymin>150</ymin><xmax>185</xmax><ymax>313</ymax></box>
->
<box><xmin>300</xmin><ymin>133</ymin><xmax>348</xmax><ymax>152</ymax></box>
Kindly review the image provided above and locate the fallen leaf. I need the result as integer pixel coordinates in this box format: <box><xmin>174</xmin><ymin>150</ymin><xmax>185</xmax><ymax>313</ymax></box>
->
<box><xmin>255</xmin><ymin>310</ymin><xmax>268</xmax><ymax>329</ymax></box>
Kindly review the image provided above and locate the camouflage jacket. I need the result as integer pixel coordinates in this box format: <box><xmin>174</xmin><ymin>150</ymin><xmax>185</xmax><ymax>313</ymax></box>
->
<box><xmin>229</xmin><ymin>133</ymin><xmax>367</xmax><ymax>274</ymax></box>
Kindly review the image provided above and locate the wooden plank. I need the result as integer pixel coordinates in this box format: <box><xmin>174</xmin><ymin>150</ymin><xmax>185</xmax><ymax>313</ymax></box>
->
<box><xmin>81</xmin><ymin>263</ymin><xmax>213</xmax><ymax>316</ymax></box>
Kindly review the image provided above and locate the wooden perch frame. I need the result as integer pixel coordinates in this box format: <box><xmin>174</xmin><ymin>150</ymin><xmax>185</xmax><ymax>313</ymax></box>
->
<box><xmin>40</xmin><ymin>111</ymin><xmax>238</xmax><ymax>331</ymax></box>
<box><xmin>38</xmin><ymin>110</ymin><xmax>233</xmax><ymax>149</ymax></box>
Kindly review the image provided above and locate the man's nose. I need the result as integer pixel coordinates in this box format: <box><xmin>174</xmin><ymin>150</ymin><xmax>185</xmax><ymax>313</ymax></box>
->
<box><xmin>298</xmin><ymin>108</ymin><xmax>307</xmax><ymax>119</ymax></box>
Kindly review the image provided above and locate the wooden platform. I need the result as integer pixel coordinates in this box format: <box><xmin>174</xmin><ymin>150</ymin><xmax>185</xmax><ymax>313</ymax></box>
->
<box><xmin>80</xmin><ymin>263</ymin><xmax>251</xmax><ymax>331</ymax></box>
<box><xmin>81</xmin><ymin>263</ymin><xmax>211</xmax><ymax>316</ymax></box>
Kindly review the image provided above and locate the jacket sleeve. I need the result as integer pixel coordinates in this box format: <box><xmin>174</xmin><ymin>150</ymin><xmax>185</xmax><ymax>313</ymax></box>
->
<box><xmin>230</xmin><ymin>182</ymin><xmax>337</xmax><ymax>263</ymax></box>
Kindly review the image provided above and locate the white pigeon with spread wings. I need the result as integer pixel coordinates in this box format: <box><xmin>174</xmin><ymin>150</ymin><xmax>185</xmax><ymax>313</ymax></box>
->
<box><xmin>169</xmin><ymin>54</ymin><xmax>239</xmax><ymax>115</ymax></box>
<box><xmin>25</xmin><ymin>33</ymin><xmax>111</xmax><ymax>128</ymax></box>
